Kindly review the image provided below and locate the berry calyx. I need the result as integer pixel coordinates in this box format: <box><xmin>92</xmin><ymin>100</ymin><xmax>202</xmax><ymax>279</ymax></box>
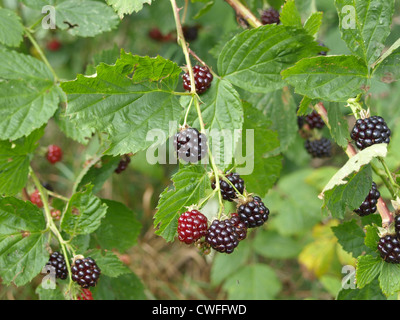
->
<box><xmin>182</xmin><ymin>65</ymin><xmax>213</xmax><ymax>94</ymax></box>
<box><xmin>305</xmin><ymin>111</ymin><xmax>325</xmax><ymax>129</ymax></box>
<box><xmin>173</xmin><ymin>127</ymin><xmax>208</xmax><ymax>163</ymax></box>
<box><xmin>351</xmin><ymin>116</ymin><xmax>391</xmax><ymax>150</ymax></box>
<box><xmin>205</xmin><ymin>218</ymin><xmax>240</xmax><ymax>254</ymax></box>
<box><xmin>77</xmin><ymin>289</ymin><xmax>94</xmax><ymax>300</ymax></box>
<box><xmin>260</xmin><ymin>8</ymin><xmax>280</xmax><ymax>25</ymax></box>
<box><xmin>354</xmin><ymin>182</ymin><xmax>380</xmax><ymax>216</ymax></box>
<box><xmin>46</xmin><ymin>251</ymin><xmax>68</xmax><ymax>280</ymax></box>
<box><xmin>71</xmin><ymin>257</ymin><xmax>101</xmax><ymax>288</ymax></box>
<box><xmin>177</xmin><ymin>210</ymin><xmax>208</xmax><ymax>244</ymax></box>
<box><xmin>305</xmin><ymin>138</ymin><xmax>332</xmax><ymax>158</ymax></box>
<box><xmin>377</xmin><ymin>234</ymin><xmax>400</xmax><ymax>264</ymax></box>
<box><xmin>237</xmin><ymin>196</ymin><xmax>269</xmax><ymax>228</ymax></box>
<box><xmin>211</xmin><ymin>172</ymin><xmax>245</xmax><ymax>202</ymax></box>
<box><xmin>30</xmin><ymin>189</ymin><xmax>43</xmax><ymax>208</ymax></box>
<box><xmin>115</xmin><ymin>155</ymin><xmax>131</xmax><ymax>174</ymax></box>
<box><xmin>46</xmin><ymin>145</ymin><xmax>63</xmax><ymax>164</ymax></box>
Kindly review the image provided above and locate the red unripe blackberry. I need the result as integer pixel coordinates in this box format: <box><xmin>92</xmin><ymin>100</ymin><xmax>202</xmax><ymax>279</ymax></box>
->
<box><xmin>260</xmin><ymin>8</ymin><xmax>280</xmax><ymax>25</ymax></box>
<box><xmin>377</xmin><ymin>235</ymin><xmax>400</xmax><ymax>264</ymax></box>
<box><xmin>305</xmin><ymin>111</ymin><xmax>325</xmax><ymax>129</ymax></box>
<box><xmin>46</xmin><ymin>145</ymin><xmax>63</xmax><ymax>164</ymax></box>
<box><xmin>46</xmin><ymin>251</ymin><xmax>68</xmax><ymax>280</ymax></box>
<box><xmin>71</xmin><ymin>257</ymin><xmax>101</xmax><ymax>288</ymax></box>
<box><xmin>211</xmin><ymin>172</ymin><xmax>245</xmax><ymax>202</ymax></box>
<box><xmin>205</xmin><ymin>218</ymin><xmax>240</xmax><ymax>254</ymax></box>
<box><xmin>148</xmin><ymin>27</ymin><xmax>164</xmax><ymax>41</ymax></box>
<box><xmin>305</xmin><ymin>138</ymin><xmax>332</xmax><ymax>158</ymax></box>
<box><xmin>351</xmin><ymin>116</ymin><xmax>391</xmax><ymax>150</ymax></box>
<box><xmin>354</xmin><ymin>182</ymin><xmax>380</xmax><ymax>216</ymax></box>
<box><xmin>78</xmin><ymin>289</ymin><xmax>94</xmax><ymax>300</ymax></box>
<box><xmin>47</xmin><ymin>39</ymin><xmax>62</xmax><ymax>51</ymax></box>
<box><xmin>115</xmin><ymin>155</ymin><xmax>131</xmax><ymax>174</ymax></box>
<box><xmin>30</xmin><ymin>189</ymin><xmax>43</xmax><ymax>208</ymax></box>
<box><xmin>237</xmin><ymin>196</ymin><xmax>269</xmax><ymax>228</ymax></box>
<box><xmin>177</xmin><ymin>210</ymin><xmax>208</xmax><ymax>244</ymax></box>
<box><xmin>173</xmin><ymin>127</ymin><xmax>208</xmax><ymax>163</ymax></box>
<box><xmin>182</xmin><ymin>65</ymin><xmax>213</xmax><ymax>94</ymax></box>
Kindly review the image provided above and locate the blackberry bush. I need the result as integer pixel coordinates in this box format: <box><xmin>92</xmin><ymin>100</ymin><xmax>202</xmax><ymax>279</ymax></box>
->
<box><xmin>351</xmin><ymin>116</ymin><xmax>391</xmax><ymax>150</ymax></box>
<box><xmin>173</xmin><ymin>127</ymin><xmax>208</xmax><ymax>163</ymax></box>
<box><xmin>211</xmin><ymin>172</ymin><xmax>245</xmax><ymax>202</ymax></box>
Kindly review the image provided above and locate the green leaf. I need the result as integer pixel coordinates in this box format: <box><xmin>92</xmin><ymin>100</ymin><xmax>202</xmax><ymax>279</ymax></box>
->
<box><xmin>280</xmin><ymin>0</ymin><xmax>302</xmax><ymax>28</ymax></box>
<box><xmin>106</xmin><ymin>0</ymin><xmax>153</xmax><ymax>18</ymax></box>
<box><xmin>93</xmin><ymin>199</ymin><xmax>141</xmax><ymax>252</ymax></box>
<box><xmin>35</xmin><ymin>283</ymin><xmax>65</xmax><ymax>300</ymax></box>
<box><xmin>0</xmin><ymin>127</ymin><xmax>44</xmax><ymax>196</ymax></box>
<box><xmin>304</xmin><ymin>11</ymin><xmax>323</xmax><ymax>36</ymax></box>
<box><xmin>154</xmin><ymin>165</ymin><xmax>210</xmax><ymax>242</ymax></box>
<box><xmin>61</xmin><ymin>185</ymin><xmax>108</xmax><ymax>236</ymax></box>
<box><xmin>0</xmin><ymin>50</ymin><xmax>61</xmax><ymax>140</ymax></box>
<box><xmin>218</xmin><ymin>25</ymin><xmax>321</xmax><ymax>93</ymax></box>
<box><xmin>0</xmin><ymin>9</ymin><xmax>24</xmax><ymax>47</ymax></box>
<box><xmin>237</xmin><ymin>103</ymin><xmax>282</xmax><ymax>195</ymax></box>
<box><xmin>373</xmin><ymin>46</ymin><xmax>400</xmax><ymax>84</ymax></box>
<box><xmin>55</xmin><ymin>0</ymin><xmax>120</xmax><ymax>37</ymax></box>
<box><xmin>253</xmin><ymin>230</ymin><xmax>302</xmax><ymax>259</ymax></box>
<box><xmin>323</xmin><ymin>165</ymin><xmax>372</xmax><ymax>219</ymax></box>
<box><xmin>379</xmin><ymin>262</ymin><xmax>400</xmax><ymax>296</ymax></box>
<box><xmin>282</xmin><ymin>55</ymin><xmax>369</xmax><ymax>102</ymax></box>
<box><xmin>222</xmin><ymin>264</ymin><xmax>282</xmax><ymax>300</ymax></box>
<box><xmin>356</xmin><ymin>254</ymin><xmax>383</xmax><ymax>288</ymax></box>
<box><xmin>364</xmin><ymin>224</ymin><xmax>380</xmax><ymax>251</ymax></box>
<box><xmin>331</xmin><ymin>220</ymin><xmax>367</xmax><ymax>258</ymax></box>
<box><xmin>87</xmin><ymin>249</ymin><xmax>130</xmax><ymax>278</ymax></box>
<box><xmin>62</xmin><ymin>51</ymin><xmax>184</xmax><ymax>156</ymax></box>
<box><xmin>337</xmin><ymin>279</ymin><xmax>386</xmax><ymax>300</ymax></box>
<box><xmin>0</xmin><ymin>197</ymin><xmax>48</xmax><ymax>286</ymax></box>
<box><xmin>334</xmin><ymin>0</ymin><xmax>395</xmax><ymax>66</ymax></box>
<box><xmin>326</xmin><ymin>102</ymin><xmax>350</xmax><ymax>148</ymax></box>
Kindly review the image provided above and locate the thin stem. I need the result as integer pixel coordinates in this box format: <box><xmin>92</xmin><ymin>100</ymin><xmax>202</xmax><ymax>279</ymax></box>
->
<box><xmin>183</xmin><ymin>97</ymin><xmax>194</xmax><ymax>127</ymax></box>
<box><xmin>371</xmin><ymin>162</ymin><xmax>396</xmax><ymax>198</ymax></box>
<box><xmin>224</xmin><ymin>0</ymin><xmax>262</xmax><ymax>28</ymax></box>
<box><xmin>47</xmin><ymin>190</ymin><xmax>70</xmax><ymax>202</ymax></box>
<box><xmin>378</xmin><ymin>157</ymin><xmax>400</xmax><ymax>191</ymax></box>
<box><xmin>24</xmin><ymin>29</ymin><xmax>59</xmax><ymax>82</ymax></box>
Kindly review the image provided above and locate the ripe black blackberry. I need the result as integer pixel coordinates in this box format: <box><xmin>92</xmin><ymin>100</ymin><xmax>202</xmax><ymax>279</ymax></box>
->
<box><xmin>305</xmin><ymin>111</ymin><xmax>325</xmax><ymax>129</ymax></box>
<box><xmin>173</xmin><ymin>127</ymin><xmax>207</xmax><ymax>163</ymax></box>
<box><xmin>71</xmin><ymin>257</ymin><xmax>101</xmax><ymax>288</ymax></box>
<box><xmin>351</xmin><ymin>116</ymin><xmax>391</xmax><ymax>150</ymax></box>
<box><xmin>177</xmin><ymin>210</ymin><xmax>208</xmax><ymax>244</ymax></box>
<box><xmin>237</xmin><ymin>196</ymin><xmax>269</xmax><ymax>228</ymax></box>
<box><xmin>205</xmin><ymin>218</ymin><xmax>240</xmax><ymax>254</ymax></box>
<box><xmin>183</xmin><ymin>25</ymin><xmax>199</xmax><ymax>42</ymax></box>
<box><xmin>395</xmin><ymin>215</ymin><xmax>400</xmax><ymax>239</ymax></box>
<box><xmin>211</xmin><ymin>172</ymin><xmax>245</xmax><ymax>202</ymax></box>
<box><xmin>377</xmin><ymin>234</ymin><xmax>400</xmax><ymax>264</ymax></box>
<box><xmin>260</xmin><ymin>8</ymin><xmax>280</xmax><ymax>25</ymax></box>
<box><xmin>182</xmin><ymin>65</ymin><xmax>213</xmax><ymax>94</ymax></box>
<box><xmin>115</xmin><ymin>154</ymin><xmax>131</xmax><ymax>174</ymax></box>
<box><xmin>46</xmin><ymin>251</ymin><xmax>68</xmax><ymax>280</ymax></box>
<box><xmin>354</xmin><ymin>182</ymin><xmax>380</xmax><ymax>216</ymax></box>
<box><xmin>230</xmin><ymin>213</ymin><xmax>248</xmax><ymax>241</ymax></box>
<box><xmin>305</xmin><ymin>138</ymin><xmax>332</xmax><ymax>158</ymax></box>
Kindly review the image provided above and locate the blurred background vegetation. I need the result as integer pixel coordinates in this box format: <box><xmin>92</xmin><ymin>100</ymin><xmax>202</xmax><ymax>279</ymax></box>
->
<box><xmin>1</xmin><ymin>0</ymin><xmax>400</xmax><ymax>300</ymax></box>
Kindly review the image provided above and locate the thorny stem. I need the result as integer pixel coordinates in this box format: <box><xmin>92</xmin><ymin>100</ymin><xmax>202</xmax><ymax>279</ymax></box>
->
<box><xmin>224</xmin><ymin>0</ymin><xmax>263</xmax><ymax>28</ymax></box>
<box><xmin>314</xmin><ymin>103</ymin><xmax>394</xmax><ymax>227</ymax></box>
<box><xmin>170</xmin><ymin>0</ymin><xmax>224</xmax><ymax>217</ymax></box>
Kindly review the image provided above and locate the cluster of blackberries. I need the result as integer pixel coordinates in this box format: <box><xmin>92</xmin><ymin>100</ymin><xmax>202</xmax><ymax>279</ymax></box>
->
<box><xmin>351</xmin><ymin>116</ymin><xmax>391</xmax><ymax>150</ymax></box>
<box><xmin>178</xmin><ymin>173</ymin><xmax>269</xmax><ymax>254</ymax></box>
<box><xmin>173</xmin><ymin>127</ymin><xmax>208</xmax><ymax>163</ymax></box>
<box><xmin>297</xmin><ymin>110</ymin><xmax>332</xmax><ymax>159</ymax></box>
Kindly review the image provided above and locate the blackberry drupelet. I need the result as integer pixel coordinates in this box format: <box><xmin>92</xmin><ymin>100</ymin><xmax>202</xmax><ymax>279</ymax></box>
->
<box><xmin>377</xmin><ymin>235</ymin><xmax>400</xmax><ymax>264</ymax></box>
<box><xmin>182</xmin><ymin>65</ymin><xmax>213</xmax><ymax>94</ymax></box>
<box><xmin>351</xmin><ymin>116</ymin><xmax>391</xmax><ymax>150</ymax></box>
<box><xmin>205</xmin><ymin>218</ymin><xmax>240</xmax><ymax>254</ymax></box>
<box><xmin>174</xmin><ymin>127</ymin><xmax>207</xmax><ymax>163</ymax></box>
<box><xmin>260</xmin><ymin>8</ymin><xmax>280</xmax><ymax>25</ymax></box>
<box><xmin>177</xmin><ymin>210</ymin><xmax>208</xmax><ymax>244</ymax></box>
<box><xmin>354</xmin><ymin>182</ymin><xmax>380</xmax><ymax>216</ymax></box>
<box><xmin>46</xmin><ymin>251</ymin><xmax>68</xmax><ymax>280</ymax></box>
<box><xmin>305</xmin><ymin>138</ymin><xmax>332</xmax><ymax>158</ymax></box>
<box><xmin>237</xmin><ymin>196</ymin><xmax>269</xmax><ymax>228</ymax></box>
<box><xmin>211</xmin><ymin>172</ymin><xmax>245</xmax><ymax>202</ymax></box>
<box><xmin>71</xmin><ymin>257</ymin><xmax>101</xmax><ymax>288</ymax></box>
